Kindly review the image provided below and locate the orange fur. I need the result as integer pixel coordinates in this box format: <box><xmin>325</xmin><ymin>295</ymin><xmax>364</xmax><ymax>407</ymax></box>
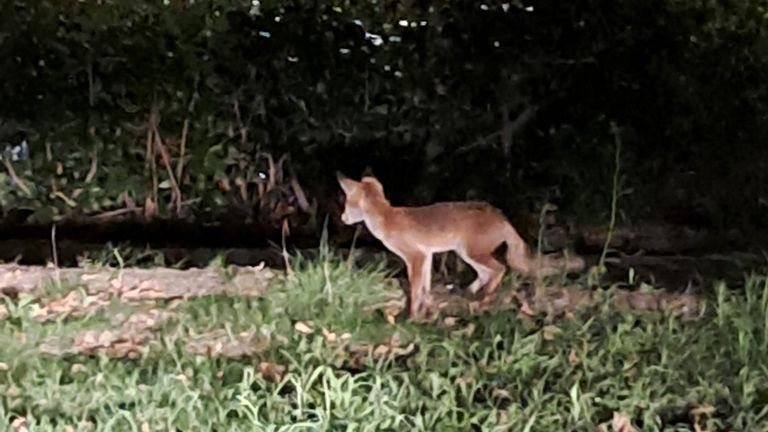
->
<box><xmin>337</xmin><ymin>172</ymin><xmax>585</xmax><ymax>319</ymax></box>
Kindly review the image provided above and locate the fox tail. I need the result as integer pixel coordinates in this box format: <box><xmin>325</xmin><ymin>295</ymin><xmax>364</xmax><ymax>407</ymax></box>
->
<box><xmin>504</xmin><ymin>224</ymin><xmax>585</xmax><ymax>278</ymax></box>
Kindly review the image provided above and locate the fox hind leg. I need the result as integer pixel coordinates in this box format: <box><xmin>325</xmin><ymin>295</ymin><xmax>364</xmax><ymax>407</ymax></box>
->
<box><xmin>455</xmin><ymin>249</ymin><xmax>490</xmax><ymax>294</ymax></box>
<box><xmin>467</xmin><ymin>263</ymin><xmax>491</xmax><ymax>294</ymax></box>
<box><xmin>457</xmin><ymin>247</ymin><xmax>506</xmax><ymax>296</ymax></box>
<box><xmin>471</xmin><ymin>254</ymin><xmax>506</xmax><ymax>300</ymax></box>
<box><xmin>476</xmin><ymin>254</ymin><xmax>506</xmax><ymax>300</ymax></box>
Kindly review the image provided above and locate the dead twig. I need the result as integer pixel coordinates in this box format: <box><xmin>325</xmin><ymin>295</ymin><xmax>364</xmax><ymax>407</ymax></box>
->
<box><xmin>50</xmin><ymin>224</ymin><xmax>61</xmax><ymax>288</ymax></box>
<box><xmin>455</xmin><ymin>105</ymin><xmax>538</xmax><ymax>155</ymax></box>
<box><xmin>147</xmin><ymin>107</ymin><xmax>159</xmax><ymax>209</ymax></box>
<box><xmin>152</xmin><ymin>123</ymin><xmax>183</xmax><ymax>216</ymax></box>
<box><xmin>84</xmin><ymin>149</ymin><xmax>98</xmax><ymax>184</ymax></box>
<box><xmin>53</xmin><ymin>191</ymin><xmax>77</xmax><ymax>207</ymax></box>
<box><xmin>233</xmin><ymin>99</ymin><xmax>247</xmax><ymax>147</ymax></box>
<box><xmin>2</xmin><ymin>157</ymin><xmax>31</xmax><ymax>196</ymax></box>
<box><xmin>85</xmin><ymin>198</ymin><xmax>200</xmax><ymax>222</ymax></box>
<box><xmin>281</xmin><ymin>219</ymin><xmax>294</xmax><ymax>279</ymax></box>
<box><xmin>260</xmin><ymin>152</ymin><xmax>277</xmax><ymax>192</ymax></box>
<box><xmin>501</xmin><ymin>104</ymin><xmax>537</xmax><ymax>157</ymax></box>
<box><xmin>176</xmin><ymin>118</ymin><xmax>189</xmax><ymax>183</ymax></box>
<box><xmin>88</xmin><ymin>207</ymin><xmax>144</xmax><ymax>221</ymax></box>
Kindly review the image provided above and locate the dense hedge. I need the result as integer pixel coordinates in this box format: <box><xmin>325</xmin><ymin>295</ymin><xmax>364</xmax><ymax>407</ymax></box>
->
<box><xmin>0</xmin><ymin>0</ymin><xmax>766</xmax><ymax>234</ymax></box>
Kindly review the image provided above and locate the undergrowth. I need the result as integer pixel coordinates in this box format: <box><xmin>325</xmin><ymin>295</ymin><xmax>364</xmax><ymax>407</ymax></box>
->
<box><xmin>1</xmin><ymin>249</ymin><xmax>767</xmax><ymax>431</ymax></box>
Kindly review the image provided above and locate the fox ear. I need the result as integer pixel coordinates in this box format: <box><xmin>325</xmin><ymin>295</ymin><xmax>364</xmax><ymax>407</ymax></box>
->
<box><xmin>361</xmin><ymin>166</ymin><xmax>375</xmax><ymax>178</ymax></box>
<box><xmin>360</xmin><ymin>175</ymin><xmax>385</xmax><ymax>195</ymax></box>
<box><xmin>336</xmin><ymin>171</ymin><xmax>356</xmax><ymax>195</ymax></box>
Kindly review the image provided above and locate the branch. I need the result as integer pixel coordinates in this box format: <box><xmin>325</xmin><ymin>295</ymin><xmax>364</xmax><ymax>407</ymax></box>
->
<box><xmin>2</xmin><ymin>157</ymin><xmax>31</xmax><ymax>196</ymax></box>
<box><xmin>501</xmin><ymin>104</ymin><xmax>538</xmax><ymax>156</ymax></box>
<box><xmin>455</xmin><ymin>104</ymin><xmax>539</xmax><ymax>155</ymax></box>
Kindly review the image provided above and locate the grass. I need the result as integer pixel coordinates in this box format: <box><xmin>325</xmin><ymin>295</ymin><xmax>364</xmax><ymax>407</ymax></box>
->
<box><xmin>1</xmin><ymin>248</ymin><xmax>768</xmax><ymax>431</ymax></box>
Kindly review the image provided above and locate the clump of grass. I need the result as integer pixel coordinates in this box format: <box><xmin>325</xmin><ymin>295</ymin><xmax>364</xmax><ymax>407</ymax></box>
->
<box><xmin>262</xmin><ymin>235</ymin><xmax>399</xmax><ymax>333</ymax></box>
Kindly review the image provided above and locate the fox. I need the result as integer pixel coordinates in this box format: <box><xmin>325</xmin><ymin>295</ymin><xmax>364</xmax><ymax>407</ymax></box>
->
<box><xmin>336</xmin><ymin>171</ymin><xmax>586</xmax><ymax>319</ymax></box>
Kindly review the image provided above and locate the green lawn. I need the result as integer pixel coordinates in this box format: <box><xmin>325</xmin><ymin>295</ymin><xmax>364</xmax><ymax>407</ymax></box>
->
<box><xmin>1</xmin><ymin>249</ymin><xmax>767</xmax><ymax>431</ymax></box>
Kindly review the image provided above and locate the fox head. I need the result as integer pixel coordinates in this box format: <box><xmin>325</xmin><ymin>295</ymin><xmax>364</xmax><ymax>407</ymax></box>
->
<box><xmin>336</xmin><ymin>171</ymin><xmax>386</xmax><ymax>225</ymax></box>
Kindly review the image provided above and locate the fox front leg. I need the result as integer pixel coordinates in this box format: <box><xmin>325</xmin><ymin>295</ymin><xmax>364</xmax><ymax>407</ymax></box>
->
<box><xmin>403</xmin><ymin>252</ymin><xmax>435</xmax><ymax>320</ymax></box>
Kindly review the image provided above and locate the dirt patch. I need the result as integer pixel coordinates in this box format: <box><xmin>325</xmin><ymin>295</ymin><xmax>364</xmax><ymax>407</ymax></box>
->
<box><xmin>0</xmin><ymin>263</ymin><xmax>276</xmax><ymax>297</ymax></box>
<box><xmin>521</xmin><ymin>285</ymin><xmax>705</xmax><ymax>320</ymax></box>
<box><xmin>186</xmin><ymin>329</ymin><xmax>274</xmax><ymax>358</ymax></box>
<box><xmin>0</xmin><ymin>263</ymin><xmax>276</xmax><ymax>358</ymax></box>
<box><xmin>40</xmin><ymin>310</ymin><xmax>175</xmax><ymax>358</ymax></box>
<box><xmin>362</xmin><ymin>278</ymin><xmax>706</xmax><ymax>323</ymax></box>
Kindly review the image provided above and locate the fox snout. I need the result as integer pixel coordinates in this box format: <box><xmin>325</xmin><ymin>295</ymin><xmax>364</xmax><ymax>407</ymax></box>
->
<box><xmin>340</xmin><ymin>210</ymin><xmax>353</xmax><ymax>225</ymax></box>
<box><xmin>339</xmin><ymin>204</ymin><xmax>364</xmax><ymax>224</ymax></box>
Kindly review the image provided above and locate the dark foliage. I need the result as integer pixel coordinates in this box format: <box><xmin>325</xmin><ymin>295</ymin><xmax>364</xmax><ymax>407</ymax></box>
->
<box><xmin>0</xmin><ymin>0</ymin><xmax>765</xmax><ymax>237</ymax></box>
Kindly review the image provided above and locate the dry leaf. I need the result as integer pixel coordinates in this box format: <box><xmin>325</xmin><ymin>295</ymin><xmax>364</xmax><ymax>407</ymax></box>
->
<box><xmin>456</xmin><ymin>374</ymin><xmax>474</xmax><ymax>386</ymax></box>
<box><xmin>346</xmin><ymin>345</ymin><xmax>371</xmax><ymax>369</ymax></box>
<box><xmin>568</xmin><ymin>349</ymin><xmax>579</xmax><ymax>365</ymax></box>
<box><xmin>174</xmin><ymin>374</ymin><xmax>188</xmax><ymax>384</ymax></box>
<box><xmin>11</xmin><ymin>417</ymin><xmax>27</xmax><ymax>432</ymax></box>
<box><xmin>468</xmin><ymin>300</ymin><xmax>488</xmax><ymax>315</ymax></box>
<box><xmin>693</xmin><ymin>424</ymin><xmax>710</xmax><ymax>432</ymax></box>
<box><xmin>294</xmin><ymin>321</ymin><xmax>314</xmax><ymax>335</ymax></box>
<box><xmin>451</xmin><ymin>323</ymin><xmax>475</xmax><ymax>337</ymax></box>
<box><xmin>391</xmin><ymin>342</ymin><xmax>416</xmax><ymax>356</ymax></box>
<box><xmin>542</xmin><ymin>325</ymin><xmax>560</xmax><ymax>341</ymax></box>
<box><xmin>259</xmin><ymin>361</ymin><xmax>286</xmax><ymax>382</ymax></box>
<box><xmin>491</xmin><ymin>387</ymin><xmax>512</xmax><ymax>400</ymax></box>
<box><xmin>143</xmin><ymin>197</ymin><xmax>157</xmax><ymax>220</ymax></box>
<box><xmin>120</xmin><ymin>283</ymin><xmax>167</xmax><ymax>301</ymax></box>
<box><xmin>372</xmin><ymin>342</ymin><xmax>416</xmax><ymax>359</ymax></box>
<box><xmin>118</xmin><ymin>310</ymin><xmax>171</xmax><ymax>332</ymax></box>
<box><xmin>185</xmin><ymin>329</ymin><xmax>266</xmax><ymax>358</ymax></box>
<box><xmin>372</xmin><ymin>344</ymin><xmax>389</xmax><ymax>358</ymax></box>
<box><xmin>625</xmin><ymin>367</ymin><xmax>638</xmax><ymax>380</ymax></box>
<box><xmin>388</xmin><ymin>332</ymin><xmax>402</xmax><ymax>347</ymax></box>
<box><xmin>62</xmin><ymin>329</ymin><xmax>152</xmax><ymax>358</ymax></box>
<box><xmin>443</xmin><ymin>316</ymin><xmax>459</xmax><ymax>327</ymax></box>
<box><xmin>347</xmin><ymin>334</ymin><xmax>417</xmax><ymax>367</ymax></box>
<box><xmin>497</xmin><ymin>410</ymin><xmax>510</xmax><ymax>426</ymax></box>
<box><xmin>690</xmin><ymin>403</ymin><xmax>716</xmax><ymax>418</ymax></box>
<box><xmin>322</xmin><ymin>327</ymin><xmax>337</xmax><ymax>343</ymax></box>
<box><xmin>611</xmin><ymin>412</ymin><xmax>637</xmax><ymax>432</ymax></box>
<box><xmin>691</xmin><ymin>403</ymin><xmax>716</xmax><ymax>432</ymax></box>
<box><xmin>6</xmin><ymin>385</ymin><xmax>20</xmax><ymax>398</ymax></box>
<box><xmin>519</xmin><ymin>298</ymin><xmax>536</xmax><ymax>316</ymax></box>
<box><xmin>384</xmin><ymin>307</ymin><xmax>399</xmax><ymax>325</ymax></box>
<box><xmin>32</xmin><ymin>291</ymin><xmax>110</xmax><ymax>321</ymax></box>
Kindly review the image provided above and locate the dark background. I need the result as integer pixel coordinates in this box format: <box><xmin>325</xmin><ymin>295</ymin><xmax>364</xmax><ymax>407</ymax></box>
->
<box><xmin>0</xmin><ymin>0</ymin><xmax>766</xmax><ymax>255</ymax></box>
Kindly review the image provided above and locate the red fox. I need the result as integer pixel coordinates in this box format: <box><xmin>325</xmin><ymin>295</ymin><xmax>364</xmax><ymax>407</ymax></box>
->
<box><xmin>336</xmin><ymin>172</ymin><xmax>585</xmax><ymax>319</ymax></box>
